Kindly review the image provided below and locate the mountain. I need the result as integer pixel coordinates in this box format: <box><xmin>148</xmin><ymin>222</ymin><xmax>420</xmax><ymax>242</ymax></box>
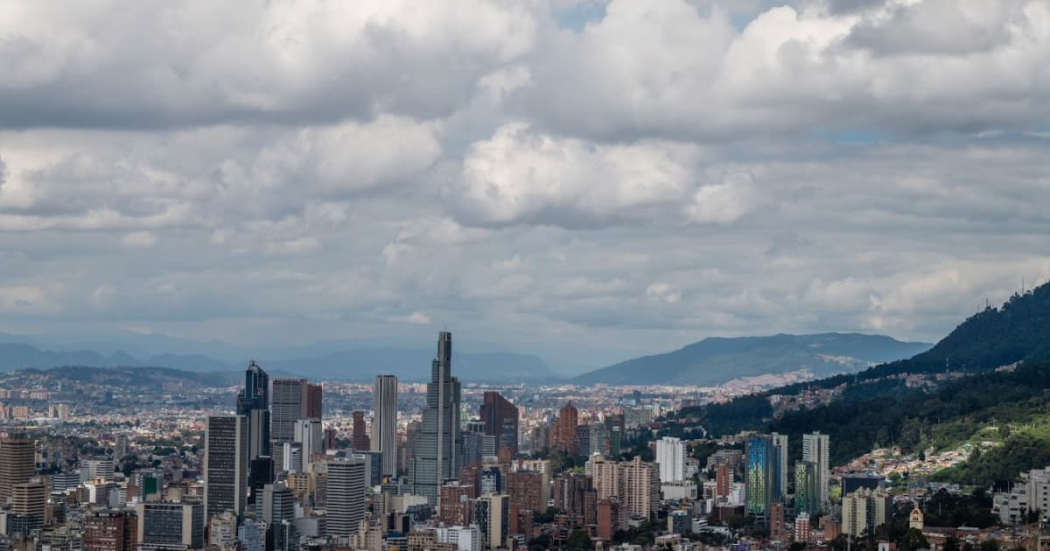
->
<box><xmin>572</xmin><ymin>333</ymin><xmax>930</xmax><ymax>386</ymax></box>
<box><xmin>0</xmin><ymin>342</ymin><xmax>557</xmax><ymax>383</ymax></box>
<box><xmin>662</xmin><ymin>283</ymin><xmax>1050</xmax><ymax>485</ymax></box>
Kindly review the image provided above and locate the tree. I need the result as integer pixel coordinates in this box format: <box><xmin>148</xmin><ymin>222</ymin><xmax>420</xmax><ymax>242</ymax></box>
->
<box><xmin>567</xmin><ymin>529</ymin><xmax>593</xmax><ymax>551</ymax></box>
<box><xmin>944</xmin><ymin>536</ymin><xmax>961</xmax><ymax>551</ymax></box>
<box><xmin>978</xmin><ymin>540</ymin><xmax>1000</xmax><ymax>551</ymax></box>
<box><xmin>898</xmin><ymin>528</ymin><xmax>929</xmax><ymax>551</ymax></box>
<box><xmin>789</xmin><ymin>542</ymin><xmax>807</xmax><ymax>551</ymax></box>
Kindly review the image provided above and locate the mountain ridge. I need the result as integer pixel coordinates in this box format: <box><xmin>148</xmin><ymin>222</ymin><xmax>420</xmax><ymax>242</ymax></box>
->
<box><xmin>573</xmin><ymin>332</ymin><xmax>931</xmax><ymax>386</ymax></box>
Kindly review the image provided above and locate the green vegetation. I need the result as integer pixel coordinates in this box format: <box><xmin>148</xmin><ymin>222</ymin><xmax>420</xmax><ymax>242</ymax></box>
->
<box><xmin>664</xmin><ymin>284</ymin><xmax>1050</xmax><ymax>486</ymax></box>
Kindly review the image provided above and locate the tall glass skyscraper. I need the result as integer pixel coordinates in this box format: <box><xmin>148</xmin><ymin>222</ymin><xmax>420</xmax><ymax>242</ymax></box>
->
<box><xmin>745</xmin><ymin>434</ymin><xmax>784</xmax><ymax>519</ymax></box>
<box><xmin>371</xmin><ymin>375</ymin><xmax>399</xmax><ymax>478</ymax></box>
<box><xmin>410</xmin><ymin>331</ymin><xmax>462</xmax><ymax>506</ymax></box>
<box><xmin>237</xmin><ymin>362</ymin><xmax>270</xmax><ymax>461</ymax></box>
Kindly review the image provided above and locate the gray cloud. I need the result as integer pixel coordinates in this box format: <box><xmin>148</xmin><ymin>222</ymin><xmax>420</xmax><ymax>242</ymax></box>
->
<box><xmin>0</xmin><ymin>0</ymin><xmax>1048</xmax><ymax>370</ymax></box>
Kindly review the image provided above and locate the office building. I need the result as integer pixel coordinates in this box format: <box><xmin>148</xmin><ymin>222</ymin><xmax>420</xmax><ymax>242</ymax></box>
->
<box><xmin>136</xmin><ymin>502</ymin><xmax>204</xmax><ymax>550</ymax></box>
<box><xmin>83</xmin><ymin>509</ymin><xmax>137</xmax><ymax>551</ymax></box>
<box><xmin>802</xmin><ymin>432</ymin><xmax>830</xmax><ymax>514</ymax></box>
<box><xmin>237</xmin><ymin>361</ymin><xmax>271</xmax><ymax>462</ymax></box>
<box><xmin>745</xmin><ymin>434</ymin><xmax>784</xmax><ymax>519</ymax></box>
<box><xmin>794</xmin><ymin>461</ymin><xmax>819</xmax><ymax>516</ymax></box>
<box><xmin>656</xmin><ymin>437</ymin><xmax>686</xmax><ymax>483</ymax></box>
<box><xmin>554</xmin><ymin>473</ymin><xmax>597</xmax><ymax>527</ymax></box>
<box><xmin>204</xmin><ymin>415</ymin><xmax>249</xmax><ymax>518</ymax></box>
<box><xmin>480</xmin><ymin>392</ymin><xmax>519</xmax><ymax>457</ymax></box>
<box><xmin>772</xmin><ymin>433</ymin><xmax>789</xmax><ymax>499</ymax></box>
<box><xmin>410</xmin><ymin>331</ymin><xmax>462</xmax><ymax>506</ymax></box>
<box><xmin>372</xmin><ymin>375</ymin><xmax>399</xmax><ymax>478</ymax></box>
<box><xmin>294</xmin><ymin>418</ymin><xmax>322</xmax><ymax>461</ymax></box>
<box><xmin>474</xmin><ymin>494</ymin><xmax>509</xmax><ymax>550</ymax></box>
<box><xmin>352</xmin><ymin>410</ymin><xmax>371</xmax><ymax>451</ymax></box>
<box><xmin>326</xmin><ymin>457</ymin><xmax>366</xmax><ymax>536</ymax></box>
<box><xmin>83</xmin><ymin>458</ymin><xmax>116</xmax><ymax>482</ymax></box>
<box><xmin>306</xmin><ymin>383</ymin><xmax>323</xmax><ymax>419</ymax></box>
<box><xmin>435</xmin><ymin>525</ymin><xmax>480</xmax><ymax>551</ymax></box>
<box><xmin>248</xmin><ymin>456</ymin><xmax>274</xmax><ymax>507</ymax></box>
<box><xmin>281</xmin><ymin>442</ymin><xmax>302</xmax><ymax>474</ymax></box>
<box><xmin>12</xmin><ymin>481</ymin><xmax>48</xmax><ymax>529</ymax></box>
<box><xmin>260</xmin><ymin>483</ymin><xmax>298</xmax><ymax>551</ymax></box>
<box><xmin>0</xmin><ymin>435</ymin><xmax>36</xmax><ymax>503</ymax></box>
<box><xmin>271</xmin><ymin>379</ymin><xmax>308</xmax><ymax>448</ymax></box>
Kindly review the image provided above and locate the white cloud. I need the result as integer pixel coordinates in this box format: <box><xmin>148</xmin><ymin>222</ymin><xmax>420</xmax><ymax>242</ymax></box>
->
<box><xmin>121</xmin><ymin>231</ymin><xmax>157</xmax><ymax>248</ymax></box>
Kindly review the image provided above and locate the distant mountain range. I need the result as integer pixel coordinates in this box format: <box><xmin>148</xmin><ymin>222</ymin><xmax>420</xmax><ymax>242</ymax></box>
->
<box><xmin>572</xmin><ymin>333</ymin><xmax>931</xmax><ymax>386</ymax></box>
<box><xmin>0</xmin><ymin>341</ymin><xmax>558</xmax><ymax>383</ymax></box>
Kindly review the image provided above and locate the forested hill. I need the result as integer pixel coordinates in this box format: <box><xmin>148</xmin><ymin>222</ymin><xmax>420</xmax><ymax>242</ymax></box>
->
<box><xmin>663</xmin><ymin>282</ymin><xmax>1050</xmax><ymax>485</ymax></box>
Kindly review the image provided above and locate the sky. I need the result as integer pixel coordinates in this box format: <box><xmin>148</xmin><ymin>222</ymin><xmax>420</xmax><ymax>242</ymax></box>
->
<box><xmin>1</xmin><ymin>0</ymin><xmax>1049</xmax><ymax>373</ymax></box>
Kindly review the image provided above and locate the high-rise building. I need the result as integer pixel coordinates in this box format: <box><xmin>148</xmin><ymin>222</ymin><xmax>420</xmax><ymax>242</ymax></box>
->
<box><xmin>715</xmin><ymin>464</ymin><xmax>732</xmax><ymax>500</ymax></box>
<box><xmin>588</xmin><ymin>455</ymin><xmax>659</xmax><ymax>519</ymax></box>
<box><xmin>410</xmin><ymin>331</ymin><xmax>462</xmax><ymax>506</ymax></box>
<box><xmin>745</xmin><ymin>434</ymin><xmax>784</xmax><ymax>519</ymax></box>
<box><xmin>505</xmin><ymin>471</ymin><xmax>544</xmax><ymax>515</ymax></box>
<box><xmin>237</xmin><ymin>361</ymin><xmax>271</xmax><ymax>462</ymax></box>
<box><xmin>770</xmin><ymin>501</ymin><xmax>786</xmax><ymax>540</ymax></box>
<box><xmin>795</xmin><ymin>513</ymin><xmax>811</xmax><ymax>543</ymax></box>
<box><xmin>597</xmin><ymin>498</ymin><xmax>626</xmax><ymax>541</ymax></box>
<box><xmin>802</xmin><ymin>432</ymin><xmax>830</xmax><ymax>514</ymax></box>
<box><xmin>271</xmin><ymin>379</ymin><xmax>308</xmax><ymax>448</ymax></box>
<box><xmin>306</xmin><ymin>383</ymin><xmax>323</xmax><ymax>419</ymax></box>
<box><xmin>248</xmin><ymin>456</ymin><xmax>274</xmax><ymax>507</ymax></box>
<box><xmin>371</xmin><ymin>375</ymin><xmax>399</xmax><ymax>478</ymax></box>
<box><xmin>12</xmin><ymin>481</ymin><xmax>48</xmax><ymax>529</ymax></box>
<box><xmin>260</xmin><ymin>483</ymin><xmax>298</xmax><ymax>551</ymax></box>
<box><xmin>551</xmin><ymin>403</ymin><xmax>579</xmax><ymax>456</ymax></box>
<box><xmin>794</xmin><ymin>461</ymin><xmax>819</xmax><ymax>516</ymax></box>
<box><xmin>294</xmin><ymin>418</ymin><xmax>322</xmax><ymax>461</ymax></box>
<box><xmin>352</xmin><ymin>410</ymin><xmax>371</xmax><ymax>451</ymax></box>
<box><xmin>842</xmin><ymin>488</ymin><xmax>892</xmax><ymax>537</ymax></box>
<box><xmin>656</xmin><ymin>437</ymin><xmax>686</xmax><ymax>483</ymax></box>
<box><xmin>772</xmin><ymin>433</ymin><xmax>789</xmax><ymax>500</ymax></box>
<box><xmin>480</xmin><ymin>392</ymin><xmax>519</xmax><ymax>457</ymax></box>
<box><xmin>205</xmin><ymin>415</ymin><xmax>249</xmax><ymax>518</ymax></box>
<box><xmin>554</xmin><ymin>473</ymin><xmax>598</xmax><ymax>527</ymax></box>
<box><xmin>84</xmin><ymin>510</ymin><xmax>137</xmax><ymax>551</ymax></box>
<box><xmin>0</xmin><ymin>435</ymin><xmax>36</xmax><ymax>503</ymax></box>
<box><xmin>136</xmin><ymin>502</ymin><xmax>204</xmax><ymax>550</ymax></box>
<box><xmin>326</xmin><ymin>458</ymin><xmax>366</xmax><ymax>536</ymax></box>
<box><xmin>474</xmin><ymin>494</ymin><xmax>509</xmax><ymax>550</ymax></box>
<box><xmin>439</xmin><ymin>481</ymin><xmax>476</xmax><ymax>526</ymax></box>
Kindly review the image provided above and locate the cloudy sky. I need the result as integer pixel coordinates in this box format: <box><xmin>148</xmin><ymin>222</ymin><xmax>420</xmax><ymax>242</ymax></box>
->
<box><xmin>1</xmin><ymin>0</ymin><xmax>1048</xmax><ymax>372</ymax></box>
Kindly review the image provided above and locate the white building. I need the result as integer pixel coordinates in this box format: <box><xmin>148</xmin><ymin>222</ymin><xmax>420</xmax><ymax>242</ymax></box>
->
<box><xmin>436</xmin><ymin>525</ymin><xmax>481</xmax><ymax>551</ymax></box>
<box><xmin>656</xmin><ymin>437</ymin><xmax>686</xmax><ymax>483</ymax></box>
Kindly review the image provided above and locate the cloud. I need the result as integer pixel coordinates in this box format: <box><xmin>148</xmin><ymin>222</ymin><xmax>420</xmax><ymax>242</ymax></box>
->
<box><xmin>121</xmin><ymin>231</ymin><xmax>157</xmax><ymax>248</ymax></box>
<box><xmin>454</xmin><ymin>122</ymin><xmax>699</xmax><ymax>227</ymax></box>
<box><xmin>391</xmin><ymin>312</ymin><xmax>431</xmax><ymax>325</ymax></box>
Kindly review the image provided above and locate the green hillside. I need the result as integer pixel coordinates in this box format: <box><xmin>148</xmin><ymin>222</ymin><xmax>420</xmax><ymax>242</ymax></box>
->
<box><xmin>663</xmin><ymin>284</ymin><xmax>1050</xmax><ymax>486</ymax></box>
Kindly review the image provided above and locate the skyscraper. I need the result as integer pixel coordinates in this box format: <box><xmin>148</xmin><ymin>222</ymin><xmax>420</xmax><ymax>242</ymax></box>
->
<box><xmin>237</xmin><ymin>361</ymin><xmax>270</xmax><ymax>461</ymax></box>
<box><xmin>745</xmin><ymin>434</ymin><xmax>783</xmax><ymax>519</ymax></box>
<box><xmin>794</xmin><ymin>461</ymin><xmax>819</xmax><ymax>516</ymax></box>
<box><xmin>0</xmin><ymin>435</ymin><xmax>36</xmax><ymax>503</ymax></box>
<box><xmin>352</xmin><ymin>410</ymin><xmax>370</xmax><ymax>451</ymax></box>
<box><xmin>306</xmin><ymin>383</ymin><xmax>323</xmax><ymax>419</ymax></box>
<box><xmin>474</xmin><ymin>494</ymin><xmax>509</xmax><ymax>550</ymax></box>
<box><xmin>655</xmin><ymin>437</ymin><xmax>685</xmax><ymax>483</ymax></box>
<box><xmin>802</xmin><ymin>432</ymin><xmax>830</xmax><ymax>514</ymax></box>
<box><xmin>551</xmin><ymin>403</ymin><xmax>579</xmax><ymax>456</ymax></box>
<box><xmin>326</xmin><ymin>458</ymin><xmax>366</xmax><ymax>536</ymax></box>
<box><xmin>260</xmin><ymin>483</ymin><xmax>298</xmax><ymax>551</ymax></box>
<box><xmin>480</xmin><ymin>391</ymin><xmax>519</xmax><ymax>457</ymax></box>
<box><xmin>294</xmin><ymin>418</ymin><xmax>322</xmax><ymax>461</ymax></box>
<box><xmin>772</xmin><ymin>432</ymin><xmax>789</xmax><ymax>500</ymax></box>
<box><xmin>271</xmin><ymin>379</ymin><xmax>307</xmax><ymax>449</ymax></box>
<box><xmin>410</xmin><ymin>331</ymin><xmax>462</xmax><ymax>506</ymax></box>
<box><xmin>371</xmin><ymin>375</ymin><xmax>398</xmax><ymax>478</ymax></box>
<box><xmin>204</xmin><ymin>415</ymin><xmax>249</xmax><ymax>518</ymax></box>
